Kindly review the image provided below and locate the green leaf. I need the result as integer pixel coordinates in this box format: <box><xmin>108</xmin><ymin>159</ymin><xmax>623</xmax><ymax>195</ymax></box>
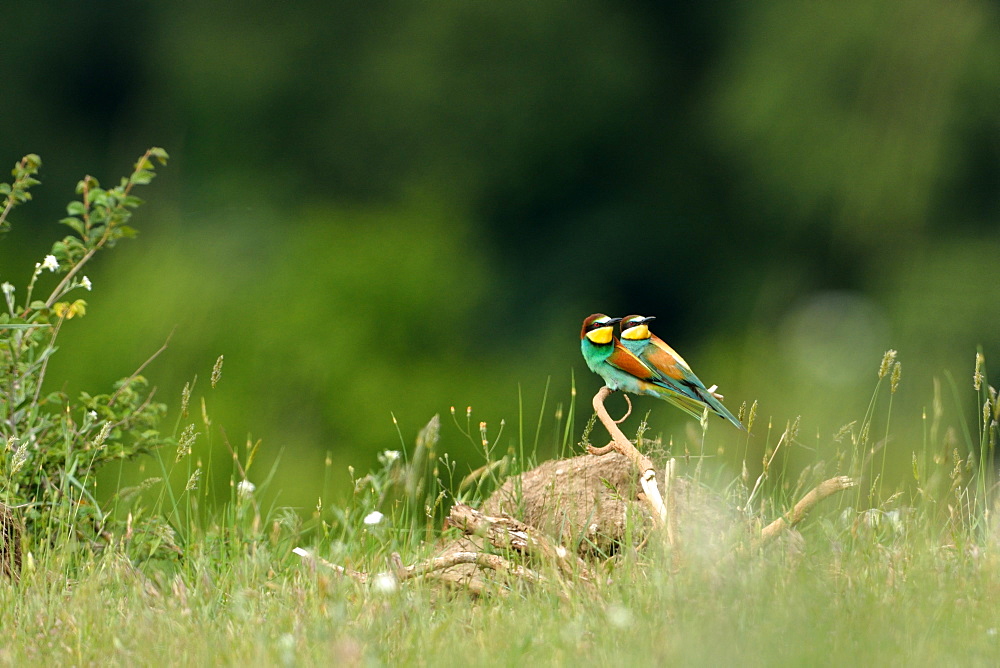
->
<box><xmin>60</xmin><ymin>216</ymin><xmax>85</xmax><ymax>235</ymax></box>
<box><xmin>149</xmin><ymin>147</ymin><xmax>169</xmax><ymax>164</ymax></box>
<box><xmin>76</xmin><ymin>175</ymin><xmax>99</xmax><ymax>194</ymax></box>
<box><xmin>130</xmin><ymin>170</ymin><xmax>153</xmax><ymax>186</ymax></box>
<box><xmin>21</xmin><ymin>154</ymin><xmax>41</xmax><ymax>171</ymax></box>
<box><xmin>66</xmin><ymin>201</ymin><xmax>86</xmax><ymax>216</ymax></box>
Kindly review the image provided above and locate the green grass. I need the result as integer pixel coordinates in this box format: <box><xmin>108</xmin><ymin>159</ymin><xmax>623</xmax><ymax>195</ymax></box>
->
<box><xmin>3</xmin><ymin>356</ymin><xmax>1000</xmax><ymax>667</ymax></box>
<box><xmin>4</xmin><ymin>514</ymin><xmax>1000</xmax><ymax>665</ymax></box>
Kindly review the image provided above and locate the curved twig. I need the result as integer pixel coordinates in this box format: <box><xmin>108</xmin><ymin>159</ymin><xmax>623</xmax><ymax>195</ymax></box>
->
<box><xmin>586</xmin><ymin>442</ymin><xmax>616</xmax><ymax>456</ymax></box>
<box><xmin>614</xmin><ymin>394</ymin><xmax>633</xmax><ymax>424</ymax></box>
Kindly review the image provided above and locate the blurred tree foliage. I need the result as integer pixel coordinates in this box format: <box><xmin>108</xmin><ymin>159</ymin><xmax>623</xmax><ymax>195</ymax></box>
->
<box><xmin>1</xmin><ymin>0</ymin><xmax>998</xmax><ymax>505</ymax></box>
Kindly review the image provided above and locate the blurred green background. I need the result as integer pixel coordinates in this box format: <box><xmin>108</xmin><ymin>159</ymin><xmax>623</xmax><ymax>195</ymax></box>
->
<box><xmin>2</xmin><ymin>1</ymin><xmax>998</xmax><ymax>508</ymax></box>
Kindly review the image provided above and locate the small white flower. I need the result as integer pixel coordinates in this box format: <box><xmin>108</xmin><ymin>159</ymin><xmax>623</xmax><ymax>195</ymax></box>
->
<box><xmin>382</xmin><ymin>450</ymin><xmax>400</xmax><ymax>462</ymax></box>
<box><xmin>363</xmin><ymin>510</ymin><xmax>384</xmax><ymax>525</ymax></box>
<box><xmin>81</xmin><ymin>276</ymin><xmax>92</xmax><ymax>291</ymax></box>
<box><xmin>371</xmin><ymin>572</ymin><xmax>398</xmax><ymax>594</ymax></box>
<box><xmin>41</xmin><ymin>255</ymin><xmax>59</xmax><ymax>272</ymax></box>
<box><xmin>87</xmin><ymin>410</ymin><xmax>98</xmax><ymax>420</ymax></box>
<box><xmin>237</xmin><ymin>479</ymin><xmax>256</xmax><ymax>497</ymax></box>
<box><xmin>1</xmin><ymin>282</ymin><xmax>13</xmax><ymax>296</ymax></box>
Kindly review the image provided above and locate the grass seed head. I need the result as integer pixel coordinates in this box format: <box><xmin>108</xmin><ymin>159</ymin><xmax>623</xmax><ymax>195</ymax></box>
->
<box><xmin>175</xmin><ymin>423</ymin><xmax>198</xmax><ymax>462</ymax></box>
<box><xmin>746</xmin><ymin>400</ymin><xmax>758</xmax><ymax>433</ymax></box>
<box><xmin>10</xmin><ymin>442</ymin><xmax>29</xmax><ymax>475</ymax></box>
<box><xmin>833</xmin><ymin>421</ymin><xmax>856</xmax><ymax>443</ymax></box>
<box><xmin>92</xmin><ymin>421</ymin><xmax>112</xmax><ymax>449</ymax></box>
<box><xmin>879</xmin><ymin>349</ymin><xmax>898</xmax><ymax>379</ymax></box>
<box><xmin>211</xmin><ymin>354</ymin><xmax>224</xmax><ymax>388</ymax></box>
<box><xmin>180</xmin><ymin>382</ymin><xmax>191</xmax><ymax>418</ymax></box>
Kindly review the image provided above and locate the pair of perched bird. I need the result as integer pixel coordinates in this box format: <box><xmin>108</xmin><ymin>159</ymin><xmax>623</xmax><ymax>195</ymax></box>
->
<box><xmin>580</xmin><ymin>314</ymin><xmax>744</xmax><ymax>431</ymax></box>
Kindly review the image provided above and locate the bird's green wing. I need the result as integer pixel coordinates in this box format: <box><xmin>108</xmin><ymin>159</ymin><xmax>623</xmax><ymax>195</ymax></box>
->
<box><xmin>605</xmin><ymin>343</ymin><xmax>663</xmax><ymax>383</ymax></box>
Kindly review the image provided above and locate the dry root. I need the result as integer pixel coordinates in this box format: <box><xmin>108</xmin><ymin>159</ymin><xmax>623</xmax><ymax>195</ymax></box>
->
<box><xmin>294</xmin><ymin>503</ymin><xmax>595</xmax><ymax>595</ymax></box>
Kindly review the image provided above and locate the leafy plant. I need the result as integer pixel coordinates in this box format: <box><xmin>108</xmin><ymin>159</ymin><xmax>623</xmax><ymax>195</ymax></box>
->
<box><xmin>0</xmin><ymin>149</ymin><xmax>170</xmax><ymax>545</ymax></box>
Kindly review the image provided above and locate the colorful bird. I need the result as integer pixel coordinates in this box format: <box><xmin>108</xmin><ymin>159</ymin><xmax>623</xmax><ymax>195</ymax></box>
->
<box><xmin>618</xmin><ymin>314</ymin><xmax>744</xmax><ymax>430</ymax></box>
<box><xmin>581</xmin><ymin>313</ymin><xmax>707</xmax><ymax>411</ymax></box>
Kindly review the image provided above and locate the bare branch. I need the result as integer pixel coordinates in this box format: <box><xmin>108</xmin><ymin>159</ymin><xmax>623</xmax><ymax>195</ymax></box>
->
<box><xmin>590</xmin><ymin>387</ymin><xmax>667</xmax><ymax>526</ymax></box>
<box><xmin>755</xmin><ymin>475</ymin><xmax>856</xmax><ymax>548</ymax></box>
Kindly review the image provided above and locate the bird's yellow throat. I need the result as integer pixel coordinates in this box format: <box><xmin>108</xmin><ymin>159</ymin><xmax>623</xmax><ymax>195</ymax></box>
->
<box><xmin>621</xmin><ymin>324</ymin><xmax>650</xmax><ymax>341</ymax></box>
<box><xmin>585</xmin><ymin>326</ymin><xmax>615</xmax><ymax>345</ymax></box>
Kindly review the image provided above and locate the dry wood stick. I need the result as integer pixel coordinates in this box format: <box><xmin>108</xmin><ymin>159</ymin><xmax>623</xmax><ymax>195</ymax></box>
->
<box><xmin>587</xmin><ymin>386</ymin><xmax>668</xmax><ymax>526</ymax></box>
<box><xmin>292</xmin><ymin>546</ymin><xmax>545</xmax><ymax>587</ymax></box>
<box><xmin>755</xmin><ymin>475</ymin><xmax>856</xmax><ymax>548</ymax></box>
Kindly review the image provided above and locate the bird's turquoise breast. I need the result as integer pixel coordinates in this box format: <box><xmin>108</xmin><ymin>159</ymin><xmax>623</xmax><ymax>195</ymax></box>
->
<box><xmin>619</xmin><ymin>338</ymin><xmax>647</xmax><ymax>357</ymax></box>
<box><xmin>581</xmin><ymin>339</ymin><xmax>624</xmax><ymax>390</ymax></box>
<box><xmin>580</xmin><ymin>338</ymin><xmax>610</xmax><ymax>373</ymax></box>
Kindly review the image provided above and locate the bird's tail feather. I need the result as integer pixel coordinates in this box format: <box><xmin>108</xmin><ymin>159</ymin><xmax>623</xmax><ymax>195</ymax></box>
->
<box><xmin>694</xmin><ymin>387</ymin><xmax>746</xmax><ymax>431</ymax></box>
<box><xmin>648</xmin><ymin>383</ymin><xmax>746</xmax><ymax>431</ymax></box>
<box><xmin>648</xmin><ymin>385</ymin><xmax>713</xmax><ymax>422</ymax></box>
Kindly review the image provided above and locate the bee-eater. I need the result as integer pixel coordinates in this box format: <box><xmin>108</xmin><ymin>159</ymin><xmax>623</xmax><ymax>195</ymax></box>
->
<box><xmin>618</xmin><ymin>314</ymin><xmax>745</xmax><ymax>430</ymax></box>
<box><xmin>581</xmin><ymin>313</ymin><xmax>702</xmax><ymax>405</ymax></box>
